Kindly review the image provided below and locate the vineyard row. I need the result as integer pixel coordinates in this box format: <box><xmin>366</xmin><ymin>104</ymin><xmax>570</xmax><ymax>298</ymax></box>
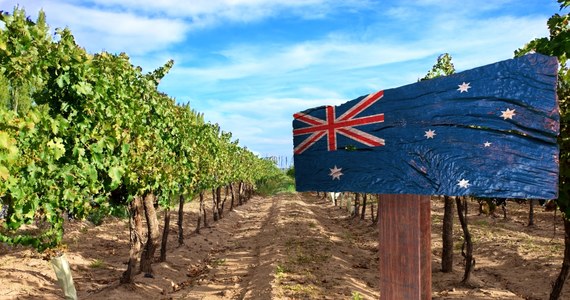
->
<box><xmin>0</xmin><ymin>8</ymin><xmax>284</xmax><ymax>284</ymax></box>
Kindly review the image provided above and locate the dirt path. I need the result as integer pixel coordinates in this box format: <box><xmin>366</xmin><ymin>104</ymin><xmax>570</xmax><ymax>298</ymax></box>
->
<box><xmin>169</xmin><ymin>193</ymin><xmax>379</xmax><ymax>299</ymax></box>
<box><xmin>171</xmin><ymin>195</ymin><xmax>279</xmax><ymax>299</ymax></box>
<box><xmin>2</xmin><ymin>193</ymin><xmax>570</xmax><ymax>299</ymax></box>
<box><xmin>0</xmin><ymin>193</ymin><xmax>379</xmax><ymax>299</ymax></box>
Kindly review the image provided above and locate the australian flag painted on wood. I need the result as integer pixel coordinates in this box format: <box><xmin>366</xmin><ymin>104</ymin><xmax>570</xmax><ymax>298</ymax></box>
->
<box><xmin>293</xmin><ymin>54</ymin><xmax>559</xmax><ymax>199</ymax></box>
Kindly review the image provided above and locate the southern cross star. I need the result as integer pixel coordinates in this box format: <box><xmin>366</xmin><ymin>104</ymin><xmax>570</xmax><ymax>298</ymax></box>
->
<box><xmin>329</xmin><ymin>165</ymin><xmax>343</xmax><ymax>180</ymax></box>
<box><xmin>457</xmin><ymin>179</ymin><xmax>470</xmax><ymax>188</ymax></box>
<box><xmin>424</xmin><ymin>129</ymin><xmax>436</xmax><ymax>139</ymax></box>
<box><xmin>484</xmin><ymin>142</ymin><xmax>492</xmax><ymax>147</ymax></box>
<box><xmin>457</xmin><ymin>82</ymin><xmax>471</xmax><ymax>93</ymax></box>
<box><xmin>501</xmin><ymin>108</ymin><xmax>516</xmax><ymax>120</ymax></box>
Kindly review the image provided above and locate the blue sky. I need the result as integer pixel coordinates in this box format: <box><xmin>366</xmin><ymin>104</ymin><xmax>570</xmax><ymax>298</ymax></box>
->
<box><xmin>1</xmin><ymin>0</ymin><xmax>566</xmax><ymax>168</ymax></box>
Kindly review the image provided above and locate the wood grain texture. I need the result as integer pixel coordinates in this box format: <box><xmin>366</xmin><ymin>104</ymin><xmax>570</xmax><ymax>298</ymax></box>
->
<box><xmin>294</xmin><ymin>54</ymin><xmax>559</xmax><ymax>199</ymax></box>
<box><xmin>378</xmin><ymin>195</ymin><xmax>431</xmax><ymax>300</ymax></box>
<box><xmin>420</xmin><ymin>197</ymin><xmax>432</xmax><ymax>300</ymax></box>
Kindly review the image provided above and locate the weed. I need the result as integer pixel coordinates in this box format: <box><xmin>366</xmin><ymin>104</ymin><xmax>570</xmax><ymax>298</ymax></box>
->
<box><xmin>352</xmin><ymin>291</ymin><xmax>364</xmax><ymax>300</ymax></box>
<box><xmin>275</xmin><ymin>264</ymin><xmax>287</xmax><ymax>275</ymax></box>
<box><xmin>212</xmin><ymin>258</ymin><xmax>226</xmax><ymax>266</ymax></box>
<box><xmin>275</xmin><ymin>264</ymin><xmax>289</xmax><ymax>280</ymax></box>
<box><xmin>432</xmin><ymin>215</ymin><xmax>442</xmax><ymax>223</ymax></box>
<box><xmin>454</xmin><ymin>241</ymin><xmax>464</xmax><ymax>251</ymax></box>
<box><xmin>551</xmin><ymin>243</ymin><xmax>563</xmax><ymax>252</ymax></box>
<box><xmin>282</xmin><ymin>284</ymin><xmax>318</xmax><ymax>297</ymax></box>
<box><xmin>89</xmin><ymin>259</ymin><xmax>105</xmax><ymax>268</ymax></box>
<box><xmin>473</xmin><ymin>219</ymin><xmax>489</xmax><ymax>226</ymax></box>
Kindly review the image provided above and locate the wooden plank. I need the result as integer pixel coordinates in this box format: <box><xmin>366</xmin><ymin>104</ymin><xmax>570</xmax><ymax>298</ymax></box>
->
<box><xmin>378</xmin><ymin>194</ymin><xmax>431</xmax><ymax>299</ymax></box>
<box><xmin>293</xmin><ymin>54</ymin><xmax>559</xmax><ymax>200</ymax></box>
<box><xmin>420</xmin><ymin>196</ymin><xmax>432</xmax><ymax>300</ymax></box>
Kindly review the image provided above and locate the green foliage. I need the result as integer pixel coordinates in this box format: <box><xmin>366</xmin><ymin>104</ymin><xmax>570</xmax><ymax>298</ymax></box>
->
<box><xmin>0</xmin><ymin>9</ymin><xmax>49</xmax><ymax>114</ymax></box>
<box><xmin>89</xmin><ymin>259</ymin><xmax>105</xmax><ymax>268</ymax></box>
<box><xmin>421</xmin><ymin>53</ymin><xmax>455</xmax><ymax>80</ymax></box>
<box><xmin>286</xmin><ymin>166</ymin><xmax>295</xmax><ymax>178</ymax></box>
<box><xmin>0</xmin><ymin>8</ymin><xmax>281</xmax><ymax>253</ymax></box>
<box><xmin>256</xmin><ymin>169</ymin><xmax>296</xmax><ymax>196</ymax></box>
<box><xmin>275</xmin><ymin>264</ymin><xmax>288</xmax><ymax>275</ymax></box>
<box><xmin>351</xmin><ymin>291</ymin><xmax>364</xmax><ymax>300</ymax></box>
<box><xmin>516</xmin><ymin>2</ymin><xmax>570</xmax><ymax>218</ymax></box>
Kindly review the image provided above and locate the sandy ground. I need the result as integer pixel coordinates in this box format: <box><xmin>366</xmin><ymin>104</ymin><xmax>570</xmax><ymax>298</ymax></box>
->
<box><xmin>0</xmin><ymin>193</ymin><xmax>569</xmax><ymax>299</ymax></box>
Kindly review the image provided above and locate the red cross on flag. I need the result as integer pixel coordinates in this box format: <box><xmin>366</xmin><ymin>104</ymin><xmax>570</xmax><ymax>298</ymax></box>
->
<box><xmin>293</xmin><ymin>90</ymin><xmax>386</xmax><ymax>154</ymax></box>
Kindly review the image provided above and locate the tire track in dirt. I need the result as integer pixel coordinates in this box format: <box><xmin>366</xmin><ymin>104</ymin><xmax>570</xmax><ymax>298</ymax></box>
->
<box><xmin>172</xmin><ymin>195</ymin><xmax>279</xmax><ymax>299</ymax></box>
<box><xmin>268</xmin><ymin>193</ymin><xmax>379</xmax><ymax>299</ymax></box>
<box><xmin>171</xmin><ymin>193</ymin><xmax>379</xmax><ymax>299</ymax></box>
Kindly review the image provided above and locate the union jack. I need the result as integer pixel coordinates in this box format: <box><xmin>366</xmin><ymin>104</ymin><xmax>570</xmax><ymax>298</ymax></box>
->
<box><xmin>293</xmin><ymin>90</ymin><xmax>386</xmax><ymax>154</ymax></box>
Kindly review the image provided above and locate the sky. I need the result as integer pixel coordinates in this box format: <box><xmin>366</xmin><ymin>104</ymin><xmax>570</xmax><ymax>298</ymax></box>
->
<box><xmin>0</xmin><ymin>0</ymin><xmax>566</xmax><ymax>168</ymax></box>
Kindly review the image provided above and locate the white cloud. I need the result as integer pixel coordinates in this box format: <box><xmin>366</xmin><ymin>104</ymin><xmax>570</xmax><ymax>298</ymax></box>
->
<box><xmin>430</xmin><ymin>15</ymin><xmax>548</xmax><ymax>70</ymax></box>
<box><xmin>1</xmin><ymin>0</ymin><xmax>188</xmax><ymax>55</ymax></box>
<box><xmin>169</xmin><ymin>11</ymin><xmax>548</xmax><ymax>94</ymax></box>
<box><xmin>174</xmin><ymin>37</ymin><xmax>433</xmax><ymax>84</ymax></box>
<box><xmin>201</xmin><ymin>96</ymin><xmax>345</xmax><ymax>117</ymax></box>
<box><xmin>166</xmin><ymin>9</ymin><xmax>550</xmax><ymax>157</ymax></box>
<box><xmin>190</xmin><ymin>95</ymin><xmax>348</xmax><ymax>156</ymax></box>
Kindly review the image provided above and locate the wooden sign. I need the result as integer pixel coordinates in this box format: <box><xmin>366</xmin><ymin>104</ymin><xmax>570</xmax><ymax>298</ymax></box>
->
<box><xmin>293</xmin><ymin>54</ymin><xmax>559</xmax><ymax>199</ymax></box>
<box><xmin>293</xmin><ymin>54</ymin><xmax>559</xmax><ymax>299</ymax></box>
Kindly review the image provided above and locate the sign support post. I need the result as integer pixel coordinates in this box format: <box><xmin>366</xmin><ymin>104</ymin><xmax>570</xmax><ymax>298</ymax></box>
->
<box><xmin>378</xmin><ymin>194</ymin><xmax>431</xmax><ymax>299</ymax></box>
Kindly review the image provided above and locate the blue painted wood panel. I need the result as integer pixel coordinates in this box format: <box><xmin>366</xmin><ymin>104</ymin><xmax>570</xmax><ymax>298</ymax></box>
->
<box><xmin>293</xmin><ymin>54</ymin><xmax>559</xmax><ymax>199</ymax></box>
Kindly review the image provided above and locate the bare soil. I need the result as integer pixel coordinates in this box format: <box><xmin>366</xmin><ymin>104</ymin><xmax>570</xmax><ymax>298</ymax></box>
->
<box><xmin>0</xmin><ymin>193</ymin><xmax>569</xmax><ymax>299</ymax></box>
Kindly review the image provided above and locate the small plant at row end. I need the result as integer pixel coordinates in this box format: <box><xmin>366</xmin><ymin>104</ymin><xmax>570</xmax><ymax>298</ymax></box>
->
<box><xmin>352</xmin><ymin>291</ymin><xmax>364</xmax><ymax>300</ymax></box>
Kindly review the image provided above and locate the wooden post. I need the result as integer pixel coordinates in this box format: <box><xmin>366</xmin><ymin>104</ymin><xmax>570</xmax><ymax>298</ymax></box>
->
<box><xmin>378</xmin><ymin>194</ymin><xmax>431</xmax><ymax>299</ymax></box>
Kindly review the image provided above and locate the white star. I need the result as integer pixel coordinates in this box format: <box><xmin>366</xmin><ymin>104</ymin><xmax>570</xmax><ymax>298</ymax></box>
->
<box><xmin>457</xmin><ymin>82</ymin><xmax>471</xmax><ymax>93</ymax></box>
<box><xmin>500</xmin><ymin>108</ymin><xmax>516</xmax><ymax>120</ymax></box>
<box><xmin>484</xmin><ymin>142</ymin><xmax>492</xmax><ymax>147</ymax></box>
<box><xmin>457</xmin><ymin>179</ymin><xmax>470</xmax><ymax>188</ymax></box>
<box><xmin>329</xmin><ymin>165</ymin><xmax>343</xmax><ymax>180</ymax></box>
<box><xmin>424</xmin><ymin>129</ymin><xmax>436</xmax><ymax>139</ymax></box>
